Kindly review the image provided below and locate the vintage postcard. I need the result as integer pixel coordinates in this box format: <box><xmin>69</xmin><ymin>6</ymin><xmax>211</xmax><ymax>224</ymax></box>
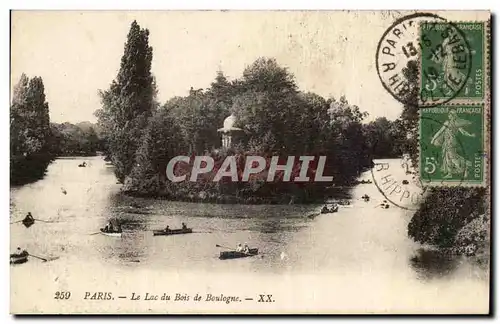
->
<box><xmin>10</xmin><ymin>10</ymin><xmax>491</xmax><ymax>314</ymax></box>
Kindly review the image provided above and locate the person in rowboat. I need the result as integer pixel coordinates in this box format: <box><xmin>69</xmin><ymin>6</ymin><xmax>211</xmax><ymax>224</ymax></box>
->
<box><xmin>236</xmin><ymin>243</ymin><xmax>243</xmax><ymax>252</ymax></box>
<box><xmin>181</xmin><ymin>223</ymin><xmax>187</xmax><ymax>230</ymax></box>
<box><xmin>104</xmin><ymin>222</ymin><xmax>113</xmax><ymax>232</ymax></box>
<box><xmin>11</xmin><ymin>247</ymin><xmax>28</xmax><ymax>257</ymax></box>
<box><xmin>165</xmin><ymin>225</ymin><xmax>171</xmax><ymax>232</ymax></box>
<box><xmin>243</xmin><ymin>243</ymin><xmax>250</xmax><ymax>254</ymax></box>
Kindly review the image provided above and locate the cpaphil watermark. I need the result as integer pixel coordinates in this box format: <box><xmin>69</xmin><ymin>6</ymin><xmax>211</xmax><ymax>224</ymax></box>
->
<box><xmin>165</xmin><ymin>155</ymin><xmax>334</xmax><ymax>183</ymax></box>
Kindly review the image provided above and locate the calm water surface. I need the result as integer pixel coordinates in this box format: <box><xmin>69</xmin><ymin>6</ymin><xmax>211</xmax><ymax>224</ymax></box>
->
<box><xmin>10</xmin><ymin>157</ymin><xmax>489</xmax><ymax>313</ymax></box>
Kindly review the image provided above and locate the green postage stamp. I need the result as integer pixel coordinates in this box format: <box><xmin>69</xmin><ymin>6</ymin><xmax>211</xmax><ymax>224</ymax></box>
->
<box><xmin>419</xmin><ymin>21</ymin><xmax>486</xmax><ymax>104</ymax></box>
<box><xmin>419</xmin><ymin>105</ymin><xmax>485</xmax><ymax>185</ymax></box>
<box><xmin>419</xmin><ymin>20</ymin><xmax>489</xmax><ymax>186</ymax></box>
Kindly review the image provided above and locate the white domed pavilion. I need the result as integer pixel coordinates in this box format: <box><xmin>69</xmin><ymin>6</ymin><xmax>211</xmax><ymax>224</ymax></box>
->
<box><xmin>217</xmin><ymin>114</ymin><xmax>243</xmax><ymax>148</ymax></box>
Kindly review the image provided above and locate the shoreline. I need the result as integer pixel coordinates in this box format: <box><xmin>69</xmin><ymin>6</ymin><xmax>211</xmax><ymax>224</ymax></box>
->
<box><xmin>119</xmin><ymin>178</ymin><xmax>366</xmax><ymax>206</ymax></box>
<box><xmin>120</xmin><ymin>189</ymin><xmax>343</xmax><ymax>206</ymax></box>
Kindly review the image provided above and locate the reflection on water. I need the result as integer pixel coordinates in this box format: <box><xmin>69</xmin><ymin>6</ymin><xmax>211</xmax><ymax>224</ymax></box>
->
<box><xmin>10</xmin><ymin>157</ymin><xmax>489</xmax><ymax>312</ymax></box>
<box><xmin>410</xmin><ymin>248</ymin><xmax>461</xmax><ymax>280</ymax></box>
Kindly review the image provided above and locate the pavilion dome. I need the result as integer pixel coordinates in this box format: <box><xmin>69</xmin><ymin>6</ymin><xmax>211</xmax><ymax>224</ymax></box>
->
<box><xmin>224</xmin><ymin>114</ymin><xmax>238</xmax><ymax>129</ymax></box>
<box><xmin>218</xmin><ymin>113</ymin><xmax>242</xmax><ymax>132</ymax></box>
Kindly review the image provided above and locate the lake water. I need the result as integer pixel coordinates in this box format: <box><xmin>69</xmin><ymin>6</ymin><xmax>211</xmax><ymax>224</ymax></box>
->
<box><xmin>10</xmin><ymin>157</ymin><xmax>489</xmax><ymax>314</ymax></box>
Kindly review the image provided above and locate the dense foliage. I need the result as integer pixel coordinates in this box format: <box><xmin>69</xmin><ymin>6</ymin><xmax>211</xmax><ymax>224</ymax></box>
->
<box><xmin>120</xmin><ymin>56</ymin><xmax>375</xmax><ymax>203</ymax></box>
<box><xmin>50</xmin><ymin>122</ymin><xmax>102</xmax><ymax>156</ymax></box>
<box><xmin>408</xmin><ymin>187</ymin><xmax>487</xmax><ymax>247</ymax></box>
<box><xmin>95</xmin><ymin>22</ymin><xmax>374</xmax><ymax>203</ymax></box>
<box><xmin>94</xmin><ymin>20</ymin><xmax>158</xmax><ymax>183</ymax></box>
<box><xmin>10</xmin><ymin>74</ymin><xmax>53</xmax><ymax>185</ymax></box>
<box><xmin>362</xmin><ymin>117</ymin><xmax>406</xmax><ymax>159</ymax></box>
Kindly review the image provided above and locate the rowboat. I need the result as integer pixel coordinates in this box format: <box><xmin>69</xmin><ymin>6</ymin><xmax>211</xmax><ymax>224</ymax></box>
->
<box><xmin>337</xmin><ymin>204</ymin><xmax>354</xmax><ymax>208</ymax></box>
<box><xmin>153</xmin><ymin>228</ymin><xmax>193</xmax><ymax>236</ymax></box>
<box><xmin>10</xmin><ymin>252</ymin><xmax>29</xmax><ymax>264</ymax></box>
<box><xmin>10</xmin><ymin>256</ymin><xmax>28</xmax><ymax>264</ymax></box>
<box><xmin>219</xmin><ymin>248</ymin><xmax>258</xmax><ymax>260</ymax></box>
<box><xmin>100</xmin><ymin>228</ymin><xmax>122</xmax><ymax>237</ymax></box>
<box><xmin>22</xmin><ymin>218</ymin><xmax>35</xmax><ymax>228</ymax></box>
<box><xmin>320</xmin><ymin>205</ymin><xmax>339</xmax><ymax>214</ymax></box>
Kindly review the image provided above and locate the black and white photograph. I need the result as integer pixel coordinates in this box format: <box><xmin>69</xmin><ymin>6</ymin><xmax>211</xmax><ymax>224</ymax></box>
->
<box><xmin>9</xmin><ymin>10</ymin><xmax>491</xmax><ymax>314</ymax></box>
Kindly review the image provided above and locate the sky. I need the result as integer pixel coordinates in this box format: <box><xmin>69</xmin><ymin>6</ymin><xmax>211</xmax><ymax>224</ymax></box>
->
<box><xmin>10</xmin><ymin>10</ymin><xmax>486</xmax><ymax>124</ymax></box>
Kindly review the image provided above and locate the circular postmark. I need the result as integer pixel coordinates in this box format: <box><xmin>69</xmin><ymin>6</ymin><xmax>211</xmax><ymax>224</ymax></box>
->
<box><xmin>376</xmin><ymin>12</ymin><xmax>473</xmax><ymax>107</ymax></box>
<box><xmin>370</xmin><ymin>157</ymin><xmax>427</xmax><ymax>211</ymax></box>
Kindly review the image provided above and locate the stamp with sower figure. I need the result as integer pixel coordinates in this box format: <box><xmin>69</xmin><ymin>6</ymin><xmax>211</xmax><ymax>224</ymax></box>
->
<box><xmin>419</xmin><ymin>105</ymin><xmax>485</xmax><ymax>186</ymax></box>
<box><xmin>418</xmin><ymin>20</ymin><xmax>488</xmax><ymax>186</ymax></box>
<box><xmin>419</xmin><ymin>21</ymin><xmax>486</xmax><ymax>105</ymax></box>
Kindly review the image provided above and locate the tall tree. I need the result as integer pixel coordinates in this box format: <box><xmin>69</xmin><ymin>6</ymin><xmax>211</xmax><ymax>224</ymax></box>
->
<box><xmin>10</xmin><ymin>73</ymin><xmax>29</xmax><ymax>156</ymax></box>
<box><xmin>326</xmin><ymin>96</ymin><xmax>371</xmax><ymax>183</ymax></box>
<box><xmin>208</xmin><ymin>71</ymin><xmax>234</xmax><ymax>107</ymax></box>
<box><xmin>95</xmin><ymin>20</ymin><xmax>157</xmax><ymax>182</ymax></box>
<box><xmin>399</xmin><ymin>60</ymin><xmax>420</xmax><ymax>167</ymax></box>
<box><xmin>232</xmin><ymin>57</ymin><xmax>303</xmax><ymax>154</ymax></box>
<box><xmin>165</xmin><ymin>72</ymin><xmax>234</xmax><ymax>155</ymax></box>
<box><xmin>10</xmin><ymin>74</ymin><xmax>52</xmax><ymax>184</ymax></box>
